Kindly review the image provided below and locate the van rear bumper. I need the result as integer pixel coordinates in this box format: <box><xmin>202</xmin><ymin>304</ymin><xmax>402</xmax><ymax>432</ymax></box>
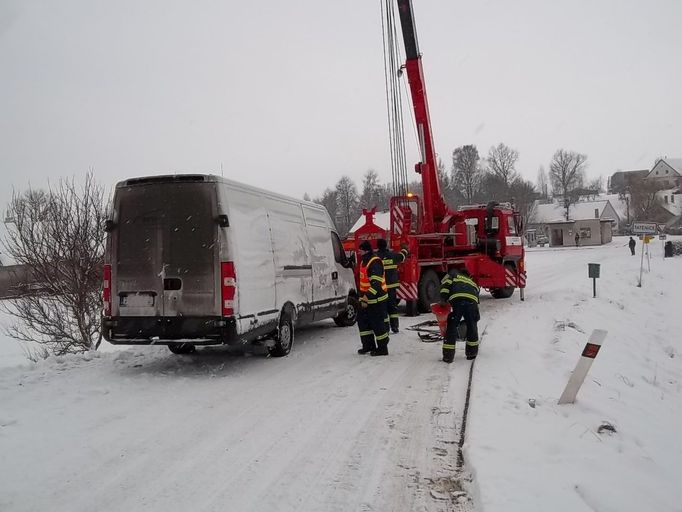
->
<box><xmin>102</xmin><ymin>316</ymin><xmax>238</xmax><ymax>345</ymax></box>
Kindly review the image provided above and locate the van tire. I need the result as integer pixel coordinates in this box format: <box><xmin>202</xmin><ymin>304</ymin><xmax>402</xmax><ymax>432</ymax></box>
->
<box><xmin>168</xmin><ymin>343</ymin><xmax>196</xmax><ymax>355</ymax></box>
<box><xmin>270</xmin><ymin>311</ymin><xmax>294</xmax><ymax>357</ymax></box>
<box><xmin>333</xmin><ymin>296</ymin><xmax>359</xmax><ymax>327</ymax></box>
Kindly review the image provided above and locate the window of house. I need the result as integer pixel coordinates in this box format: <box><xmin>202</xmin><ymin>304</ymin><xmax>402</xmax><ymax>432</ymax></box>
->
<box><xmin>665</xmin><ymin>196</ymin><xmax>669</xmax><ymax>204</ymax></box>
<box><xmin>579</xmin><ymin>227</ymin><xmax>591</xmax><ymax>239</ymax></box>
<box><xmin>594</xmin><ymin>208</ymin><xmax>599</xmax><ymax>218</ymax></box>
<box><xmin>672</xmin><ymin>195</ymin><xmax>676</xmax><ymax>203</ymax></box>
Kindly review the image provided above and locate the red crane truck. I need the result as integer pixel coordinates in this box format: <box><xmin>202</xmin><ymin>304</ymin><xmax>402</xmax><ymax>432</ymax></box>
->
<box><xmin>352</xmin><ymin>0</ymin><xmax>526</xmax><ymax>315</ymax></box>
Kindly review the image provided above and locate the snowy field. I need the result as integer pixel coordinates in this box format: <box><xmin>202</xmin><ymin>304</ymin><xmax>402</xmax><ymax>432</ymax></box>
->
<box><xmin>0</xmin><ymin>236</ymin><xmax>681</xmax><ymax>512</ymax></box>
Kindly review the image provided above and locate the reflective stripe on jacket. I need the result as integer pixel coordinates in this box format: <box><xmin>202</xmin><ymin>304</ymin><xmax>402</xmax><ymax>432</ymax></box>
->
<box><xmin>359</xmin><ymin>256</ymin><xmax>388</xmax><ymax>303</ymax></box>
<box><xmin>440</xmin><ymin>272</ymin><xmax>480</xmax><ymax>304</ymax></box>
<box><xmin>377</xmin><ymin>248</ymin><xmax>408</xmax><ymax>289</ymax></box>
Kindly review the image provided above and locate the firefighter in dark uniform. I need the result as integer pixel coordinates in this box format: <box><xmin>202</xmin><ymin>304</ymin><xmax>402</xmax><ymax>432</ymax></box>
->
<box><xmin>356</xmin><ymin>240</ymin><xmax>390</xmax><ymax>356</ymax></box>
<box><xmin>376</xmin><ymin>238</ymin><xmax>409</xmax><ymax>333</ymax></box>
<box><xmin>439</xmin><ymin>268</ymin><xmax>480</xmax><ymax>363</ymax></box>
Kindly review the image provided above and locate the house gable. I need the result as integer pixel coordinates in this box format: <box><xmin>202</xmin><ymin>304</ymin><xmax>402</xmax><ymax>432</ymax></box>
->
<box><xmin>647</xmin><ymin>159</ymin><xmax>682</xmax><ymax>180</ymax></box>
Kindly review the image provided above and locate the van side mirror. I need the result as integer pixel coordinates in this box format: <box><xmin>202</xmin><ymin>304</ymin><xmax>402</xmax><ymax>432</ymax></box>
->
<box><xmin>346</xmin><ymin>252</ymin><xmax>356</xmax><ymax>269</ymax></box>
<box><xmin>216</xmin><ymin>214</ymin><xmax>230</xmax><ymax>227</ymax></box>
<box><xmin>104</xmin><ymin>219</ymin><xmax>116</xmax><ymax>232</ymax></box>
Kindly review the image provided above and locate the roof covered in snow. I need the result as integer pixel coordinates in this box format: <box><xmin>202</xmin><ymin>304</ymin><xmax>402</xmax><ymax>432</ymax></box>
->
<box><xmin>531</xmin><ymin>199</ymin><xmax>619</xmax><ymax>224</ymax></box>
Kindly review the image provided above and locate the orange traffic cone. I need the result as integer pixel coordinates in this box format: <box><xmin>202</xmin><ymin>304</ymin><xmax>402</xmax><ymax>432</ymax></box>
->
<box><xmin>430</xmin><ymin>303</ymin><xmax>451</xmax><ymax>336</ymax></box>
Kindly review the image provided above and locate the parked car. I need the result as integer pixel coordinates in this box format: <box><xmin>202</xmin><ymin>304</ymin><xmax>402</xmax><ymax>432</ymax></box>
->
<box><xmin>536</xmin><ymin>235</ymin><xmax>549</xmax><ymax>246</ymax></box>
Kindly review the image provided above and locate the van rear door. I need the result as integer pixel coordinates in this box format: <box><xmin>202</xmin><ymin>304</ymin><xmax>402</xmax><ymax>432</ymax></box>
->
<box><xmin>114</xmin><ymin>180</ymin><xmax>218</xmax><ymax>318</ymax></box>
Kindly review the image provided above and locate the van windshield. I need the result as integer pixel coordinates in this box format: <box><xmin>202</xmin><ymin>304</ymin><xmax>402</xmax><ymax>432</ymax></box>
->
<box><xmin>116</xmin><ymin>182</ymin><xmax>217</xmax><ymax>291</ymax></box>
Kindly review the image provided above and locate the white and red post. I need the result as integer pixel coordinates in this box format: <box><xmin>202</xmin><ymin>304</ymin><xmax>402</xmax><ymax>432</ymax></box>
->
<box><xmin>558</xmin><ymin>329</ymin><xmax>608</xmax><ymax>405</ymax></box>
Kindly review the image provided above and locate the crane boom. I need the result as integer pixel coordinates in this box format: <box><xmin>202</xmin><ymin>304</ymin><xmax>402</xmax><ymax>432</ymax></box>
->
<box><xmin>396</xmin><ymin>0</ymin><xmax>447</xmax><ymax>232</ymax></box>
<box><xmin>348</xmin><ymin>1</ymin><xmax>527</xmax><ymax>315</ymax></box>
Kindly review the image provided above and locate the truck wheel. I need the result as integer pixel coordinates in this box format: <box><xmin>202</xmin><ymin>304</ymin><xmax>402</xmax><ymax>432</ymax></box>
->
<box><xmin>490</xmin><ymin>263</ymin><xmax>515</xmax><ymax>299</ymax></box>
<box><xmin>417</xmin><ymin>270</ymin><xmax>440</xmax><ymax>313</ymax></box>
<box><xmin>168</xmin><ymin>343</ymin><xmax>196</xmax><ymax>355</ymax></box>
<box><xmin>490</xmin><ymin>287</ymin><xmax>514</xmax><ymax>299</ymax></box>
<box><xmin>270</xmin><ymin>311</ymin><xmax>294</xmax><ymax>357</ymax></box>
<box><xmin>334</xmin><ymin>296</ymin><xmax>359</xmax><ymax>327</ymax></box>
<box><xmin>405</xmin><ymin>300</ymin><xmax>419</xmax><ymax>317</ymax></box>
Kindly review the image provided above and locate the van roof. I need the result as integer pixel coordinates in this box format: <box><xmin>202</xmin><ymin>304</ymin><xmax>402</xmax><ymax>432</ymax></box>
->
<box><xmin>116</xmin><ymin>174</ymin><xmax>325</xmax><ymax>210</ymax></box>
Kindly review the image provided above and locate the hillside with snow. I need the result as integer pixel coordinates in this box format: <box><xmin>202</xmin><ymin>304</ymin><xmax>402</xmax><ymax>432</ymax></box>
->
<box><xmin>1</xmin><ymin>236</ymin><xmax>681</xmax><ymax>512</ymax></box>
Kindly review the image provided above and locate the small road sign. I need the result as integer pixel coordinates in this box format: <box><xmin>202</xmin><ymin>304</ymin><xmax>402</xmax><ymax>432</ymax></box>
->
<box><xmin>632</xmin><ymin>222</ymin><xmax>657</xmax><ymax>235</ymax></box>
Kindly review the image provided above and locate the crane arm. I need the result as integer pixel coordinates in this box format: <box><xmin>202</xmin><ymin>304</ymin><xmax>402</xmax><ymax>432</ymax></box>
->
<box><xmin>395</xmin><ymin>0</ymin><xmax>447</xmax><ymax>232</ymax></box>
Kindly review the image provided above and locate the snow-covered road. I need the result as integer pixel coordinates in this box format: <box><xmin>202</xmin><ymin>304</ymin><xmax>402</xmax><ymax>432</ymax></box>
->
<box><xmin>0</xmin><ymin>314</ymin><xmax>473</xmax><ymax>512</ymax></box>
<box><xmin>2</xmin><ymin>238</ymin><xmax>681</xmax><ymax>512</ymax></box>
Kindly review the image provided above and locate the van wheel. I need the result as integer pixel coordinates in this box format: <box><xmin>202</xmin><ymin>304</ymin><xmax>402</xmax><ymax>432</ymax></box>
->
<box><xmin>334</xmin><ymin>296</ymin><xmax>359</xmax><ymax>327</ymax></box>
<box><xmin>270</xmin><ymin>311</ymin><xmax>294</xmax><ymax>357</ymax></box>
<box><xmin>168</xmin><ymin>343</ymin><xmax>196</xmax><ymax>355</ymax></box>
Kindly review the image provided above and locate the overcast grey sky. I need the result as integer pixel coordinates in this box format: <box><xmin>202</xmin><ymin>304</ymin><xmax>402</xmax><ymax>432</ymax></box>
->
<box><xmin>1</xmin><ymin>0</ymin><xmax>681</xmax><ymax>209</ymax></box>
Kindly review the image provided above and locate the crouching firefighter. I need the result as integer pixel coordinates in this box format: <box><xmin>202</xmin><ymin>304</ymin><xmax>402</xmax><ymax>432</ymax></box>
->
<box><xmin>439</xmin><ymin>268</ymin><xmax>481</xmax><ymax>363</ymax></box>
<box><xmin>356</xmin><ymin>240</ymin><xmax>390</xmax><ymax>356</ymax></box>
<box><xmin>376</xmin><ymin>238</ymin><xmax>409</xmax><ymax>333</ymax></box>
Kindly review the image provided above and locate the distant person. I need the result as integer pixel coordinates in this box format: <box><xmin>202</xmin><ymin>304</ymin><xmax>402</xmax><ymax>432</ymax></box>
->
<box><xmin>629</xmin><ymin>236</ymin><xmax>636</xmax><ymax>256</ymax></box>
<box><xmin>574</xmin><ymin>232</ymin><xmax>580</xmax><ymax>246</ymax></box>
<box><xmin>376</xmin><ymin>238</ymin><xmax>409</xmax><ymax>333</ymax></box>
<box><xmin>438</xmin><ymin>268</ymin><xmax>480</xmax><ymax>363</ymax></box>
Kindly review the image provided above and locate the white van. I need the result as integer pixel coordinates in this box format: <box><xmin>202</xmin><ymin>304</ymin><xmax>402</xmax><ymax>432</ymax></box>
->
<box><xmin>102</xmin><ymin>174</ymin><xmax>359</xmax><ymax>356</ymax></box>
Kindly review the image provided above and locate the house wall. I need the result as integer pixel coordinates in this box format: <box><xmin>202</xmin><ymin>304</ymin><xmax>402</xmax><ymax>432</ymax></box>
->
<box><xmin>574</xmin><ymin>219</ymin><xmax>602</xmax><ymax>246</ymax></box>
<box><xmin>600</xmin><ymin>221</ymin><xmax>613</xmax><ymax>244</ymax></box>
<box><xmin>648</xmin><ymin>161</ymin><xmax>682</xmax><ymax>188</ymax></box>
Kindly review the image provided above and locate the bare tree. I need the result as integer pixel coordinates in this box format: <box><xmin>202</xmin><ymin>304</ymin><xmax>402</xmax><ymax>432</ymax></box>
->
<box><xmin>549</xmin><ymin>149</ymin><xmax>587</xmax><ymax>220</ymax></box>
<box><xmin>630</xmin><ymin>176</ymin><xmax>668</xmax><ymax>223</ymax></box>
<box><xmin>586</xmin><ymin>176</ymin><xmax>603</xmax><ymax>195</ymax></box>
<box><xmin>451</xmin><ymin>145</ymin><xmax>482</xmax><ymax>204</ymax></box>
<box><xmin>536</xmin><ymin>166</ymin><xmax>549</xmax><ymax>198</ymax></box>
<box><xmin>335</xmin><ymin>176</ymin><xmax>360</xmax><ymax>237</ymax></box>
<box><xmin>487</xmin><ymin>143</ymin><xmax>519</xmax><ymax>190</ymax></box>
<box><xmin>509</xmin><ymin>178</ymin><xmax>537</xmax><ymax>231</ymax></box>
<box><xmin>1</xmin><ymin>173</ymin><xmax>107</xmax><ymax>355</ymax></box>
<box><xmin>359</xmin><ymin>169</ymin><xmax>383</xmax><ymax>211</ymax></box>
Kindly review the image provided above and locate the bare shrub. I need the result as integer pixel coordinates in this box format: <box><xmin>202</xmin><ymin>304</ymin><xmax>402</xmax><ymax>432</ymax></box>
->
<box><xmin>1</xmin><ymin>173</ymin><xmax>107</xmax><ymax>355</ymax></box>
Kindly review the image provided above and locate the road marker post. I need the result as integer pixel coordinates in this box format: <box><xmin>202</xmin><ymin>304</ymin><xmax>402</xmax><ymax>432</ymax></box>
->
<box><xmin>558</xmin><ymin>329</ymin><xmax>608</xmax><ymax>405</ymax></box>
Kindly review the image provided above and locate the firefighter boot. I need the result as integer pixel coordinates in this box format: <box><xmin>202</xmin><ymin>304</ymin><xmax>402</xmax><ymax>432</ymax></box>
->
<box><xmin>371</xmin><ymin>341</ymin><xmax>389</xmax><ymax>356</ymax></box>
<box><xmin>442</xmin><ymin>342</ymin><xmax>455</xmax><ymax>364</ymax></box>
<box><xmin>390</xmin><ymin>316</ymin><xmax>400</xmax><ymax>334</ymax></box>
<box><xmin>357</xmin><ymin>347</ymin><xmax>373</xmax><ymax>355</ymax></box>
<box><xmin>465</xmin><ymin>341</ymin><xmax>479</xmax><ymax>360</ymax></box>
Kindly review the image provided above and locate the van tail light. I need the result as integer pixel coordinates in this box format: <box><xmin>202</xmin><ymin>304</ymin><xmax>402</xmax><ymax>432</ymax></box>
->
<box><xmin>103</xmin><ymin>264</ymin><xmax>112</xmax><ymax>316</ymax></box>
<box><xmin>221</xmin><ymin>261</ymin><xmax>236</xmax><ymax>316</ymax></box>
